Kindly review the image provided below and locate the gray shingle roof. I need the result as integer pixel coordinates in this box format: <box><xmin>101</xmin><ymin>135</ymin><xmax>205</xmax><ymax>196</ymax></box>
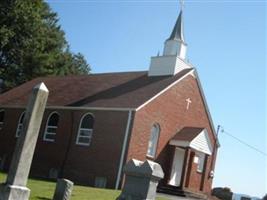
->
<box><xmin>0</xmin><ymin>69</ymin><xmax>193</xmax><ymax>109</ymax></box>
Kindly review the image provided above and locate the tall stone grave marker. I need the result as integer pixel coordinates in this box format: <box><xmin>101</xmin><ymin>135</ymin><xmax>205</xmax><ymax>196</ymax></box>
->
<box><xmin>117</xmin><ymin>159</ymin><xmax>164</xmax><ymax>200</ymax></box>
<box><xmin>0</xmin><ymin>83</ymin><xmax>49</xmax><ymax>200</ymax></box>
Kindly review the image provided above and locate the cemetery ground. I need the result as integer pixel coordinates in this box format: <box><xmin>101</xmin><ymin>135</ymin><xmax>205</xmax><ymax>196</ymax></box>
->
<box><xmin>0</xmin><ymin>172</ymin><xmax>169</xmax><ymax>200</ymax></box>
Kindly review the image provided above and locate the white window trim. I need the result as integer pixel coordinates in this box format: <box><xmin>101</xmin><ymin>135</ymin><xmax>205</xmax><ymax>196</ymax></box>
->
<box><xmin>146</xmin><ymin>124</ymin><xmax>160</xmax><ymax>158</ymax></box>
<box><xmin>15</xmin><ymin>124</ymin><xmax>23</xmax><ymax>138</ymax></box>
<box><xmin>43</xmin><ymin>112</ymin><xmax>59</xmax><ymax>142</ymax></box>
<box><xmin>43</xmin><ymin>125</ymin><xmax>57</xmax><ymax>142</ymax></box>
<box><xmin>76</xmin><ymin>128</ymin><xmax>93</xmax><ymax>146</ymax></box>
<box><xmin>15</xmin><ymin>111</ymin><xmax>25</xmax><ymax>138</ymax></box>
<box><xmin>76</xmin><ymin>113</ymin><xmax>94</xmax><ymax>146</ymax></box>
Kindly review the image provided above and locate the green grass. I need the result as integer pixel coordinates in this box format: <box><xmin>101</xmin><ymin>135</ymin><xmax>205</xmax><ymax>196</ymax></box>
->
<box><xmin>0</xmin><ymin>172</ymin><xmax>168</xmax><ymax>200</ymax></box>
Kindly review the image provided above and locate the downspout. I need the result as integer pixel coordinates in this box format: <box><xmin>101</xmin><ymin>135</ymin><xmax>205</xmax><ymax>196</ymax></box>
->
<box><xmin>115</xmin><ymin>110</ymin><xmax>133</xmax><ymax>189</ymax></box>
<box><xmin>209</xmin><ymin>125</ymin><xmax>220</xmax><ymax>178</ymax></box>
<box><xmin>60</xmin><ymin>110</ymin><xmax>75</xmax><ymax>178</ymax></box>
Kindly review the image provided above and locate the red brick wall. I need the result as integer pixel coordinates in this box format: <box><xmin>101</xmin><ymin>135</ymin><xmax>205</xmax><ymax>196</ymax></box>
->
<box><xmin>62</xmin><ymin>110</ymin><xmax>129</xmax><ymax>188</ymax></box>
<box><xmin>31</xmin><ymin>109</ymin><xmax>73</xmax><ymax>179</ymax></box>
<box><xmin>0</xmin><ymin>107</ymin><xmax>129</xmax><ymax>189</ymax></box>
<box><xmin>126</xmin><ymin>74</ymin><xmax>217</xmax><ymax>195</ymax></box>
<box><xmin>0</xmin><ymin>108</ymin><xmax>23</xmax><ymax>171</ymax></box>
<box><xmin>185</xmin><ymin>150</ymin><xmax>202</xmax><ymax>192</ymax></box>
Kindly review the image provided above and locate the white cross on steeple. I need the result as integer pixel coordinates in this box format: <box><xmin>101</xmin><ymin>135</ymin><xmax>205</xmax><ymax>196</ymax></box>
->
<box><xmin>186</xmin><ymin>98</ymin><xmax>192</xmax><ymax>110</ymax></box>
<box><xmin>180</xmin><ymin>0</ymin><xmax>185</xmax><ymax>11</ymax></box>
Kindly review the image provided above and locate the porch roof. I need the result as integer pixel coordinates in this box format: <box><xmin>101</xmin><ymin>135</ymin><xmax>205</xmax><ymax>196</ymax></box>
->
<box><xmin>169</xmin><ymin>127</ymin><xmax>213</xmax><ymax>155</ymax></box>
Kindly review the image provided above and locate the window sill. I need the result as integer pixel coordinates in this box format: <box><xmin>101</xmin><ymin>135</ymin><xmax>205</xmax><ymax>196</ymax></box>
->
<box><xmin>43</xmin><ymin>139</ymin><xmax>55</xmax><ymax>143</ymax></box>
<box><xmin>76</xmin><ymin>143</ymin><xmax>90</xmax><ymax>147</ymax></box>
<box><xmin>146</xmin><ymin>155</ymin><xmax>155</xmax><ymax>160</ymax></box>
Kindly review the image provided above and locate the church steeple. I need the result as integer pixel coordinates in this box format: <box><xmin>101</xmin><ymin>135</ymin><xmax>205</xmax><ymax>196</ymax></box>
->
<box><xmin>148</xmin><ymin>1</ymin><xmax>191</xmax><ymax>77</ymax></box>
<box><xmin>168</xmin><ymin>10</ymin><xmax>185</xmax><ymax>42</ymax></box>
<box><xmin>163</xmin><ymin>8</ymin><xmax>187</xmax><ymax>59</ymax></box>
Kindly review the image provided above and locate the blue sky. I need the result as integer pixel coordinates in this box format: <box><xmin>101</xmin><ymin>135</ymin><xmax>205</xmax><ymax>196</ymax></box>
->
<box><xmin>47</xmin><ymin>1</ymin><xmax>266</xmax><ymax>197</ymax></box>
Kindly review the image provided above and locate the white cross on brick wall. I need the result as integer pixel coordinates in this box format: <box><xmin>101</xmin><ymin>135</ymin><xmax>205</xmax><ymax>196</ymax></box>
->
<box><xmin>186</xmin><ymin>98</ymin><xmax>192</xmax><ymax>110</ymax></box>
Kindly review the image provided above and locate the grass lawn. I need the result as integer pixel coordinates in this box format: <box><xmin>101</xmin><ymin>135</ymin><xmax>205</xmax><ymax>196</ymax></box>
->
<box><xmin>0</xmin><ymin>172</ymin><xmax>168</xmax><ymax>200</ymax></box>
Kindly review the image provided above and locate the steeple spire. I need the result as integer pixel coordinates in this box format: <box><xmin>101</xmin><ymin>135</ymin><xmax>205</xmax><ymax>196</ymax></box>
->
<box><xmin>168</xmin><ymin>10</ymin><xmax>185</xmax><ymax>42</ymax></box>
<box><xmin>163</xmin><ymin>1</ymin><xmax>187</xmax><ymax>59</ymax></box>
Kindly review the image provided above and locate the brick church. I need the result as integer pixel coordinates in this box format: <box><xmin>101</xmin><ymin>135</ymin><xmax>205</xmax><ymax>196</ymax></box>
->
<box><xmin>0</xmin><ymin>7</ymin><xmax>219</xmax><ymax>197</ymax></box>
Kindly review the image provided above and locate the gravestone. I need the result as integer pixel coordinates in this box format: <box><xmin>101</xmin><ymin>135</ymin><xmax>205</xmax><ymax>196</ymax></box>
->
<box><xmin>0</xmin><ymin>83</ymin><xmax>49</xmax><ymax>200</ymax></box>
<box><xmin>117</xmin><ymin>159</ymin><xmax>164</xmax><ymax>200</ymax></box>
<box><xmin>49</xmin><ymin>168</ymin><xmax>59</xmax><ymax>180</ymax></box>
<box><xmin>53</xmin><ymin>179</ymin><xmax>73</xmax><ymax>200</ymax></box>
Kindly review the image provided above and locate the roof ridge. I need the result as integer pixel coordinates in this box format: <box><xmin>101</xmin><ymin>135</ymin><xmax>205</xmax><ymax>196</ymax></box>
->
<box><xmin>27</xmin><ymin>70</ymin><xmax>148</xmax><ymax>80</ymax></box>
<box><xmin>91</xmin><ymin>70</ymin><xmax>148</xmax><ymax>75</ymax></box>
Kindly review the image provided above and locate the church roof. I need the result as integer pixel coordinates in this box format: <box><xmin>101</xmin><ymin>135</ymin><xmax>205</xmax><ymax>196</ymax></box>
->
<box><xmin>171</xmin><ymin>127</ymin><xmax>204</xmax><ymax>142</ymax></box>
<box><xmin>0</xmin><ymin>68</ymin><xmax>193</xmax><ymax>109</ymax></box>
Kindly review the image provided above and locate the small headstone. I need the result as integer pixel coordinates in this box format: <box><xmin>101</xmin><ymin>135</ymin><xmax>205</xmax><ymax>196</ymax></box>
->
<box><xmin>117</xmin><ymin>159</ymin><xmax>164</xmax><ymax>200</ymax></box>
<box><xmin>49</xmin><ymin>168</ymin><xmax>59</xmax><ymax>180</ymax></box>
<box><xmin>94</xmin><ymin>177</ymin><xmax>107</xmax><ymax>188</ymax></box>
<box><xmin>53</xmin><ymin>179</ymin><xmax>74</xmax><ymax>200</ymax></box>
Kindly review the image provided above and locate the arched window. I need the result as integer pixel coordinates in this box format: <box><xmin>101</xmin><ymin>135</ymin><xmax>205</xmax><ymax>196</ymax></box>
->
<box><xmin>0</xmin><ymin>110</ymin><xmax>4</xmax><ymax>130</ymax></box>
<box><xmin>76</xmin><ymin>113</ymin><xmax>94</xmax><ymax>146</ymax></box>
<box><xmin>147</xmin><ymin>124</ymin><xmax>160</xmax><ymax>158</ymax></box>
<box><xmin>43</xmin><ymin>112</ymin><xmax>59</xmax><ymax>142</ymax></box>
<box><xmin>16</xmin><ymin>111</ymin><xmax>25</xmax><ymax>137</ymax></box>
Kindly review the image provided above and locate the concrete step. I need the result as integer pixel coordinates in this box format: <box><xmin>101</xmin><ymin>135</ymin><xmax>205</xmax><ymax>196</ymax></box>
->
<box><xmin>158</xmin><ymin>186</ymin><xmax>210</xmax><ymax>200</ymax></box>
<box><xmin>184</xmin><ymin>190</ymin><xmax>208</xmax><ymax>200</ymax></box>
<box><xmin>157</xmin><ymin>186</ymin><xmax>186</xmax><ymax>197</ymax></box>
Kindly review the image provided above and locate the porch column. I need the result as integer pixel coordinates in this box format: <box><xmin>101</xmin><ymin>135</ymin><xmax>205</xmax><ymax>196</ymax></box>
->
<box><xmin>180</xmin><ymin>148</ymin><xmax>189</xmax><ymax>189</ymax></box>
<box><xmin>200</xmin><ymin>154</ymin><xmax>208</xmax><ymax>191</ymax></box>
<box><xmin>184</xmin><ymin>151</ymin><xmax>195</xmax><ymax>188</ymax></box>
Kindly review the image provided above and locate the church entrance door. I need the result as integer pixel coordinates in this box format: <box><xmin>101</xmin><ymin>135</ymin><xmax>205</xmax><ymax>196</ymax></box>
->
<box><xmin>168</xmin><ymin>147</ymin><xmax>185</xmax><ymax>186</ymax></box>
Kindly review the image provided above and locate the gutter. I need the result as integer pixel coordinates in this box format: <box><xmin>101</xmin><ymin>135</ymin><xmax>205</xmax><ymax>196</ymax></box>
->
<box><xmin>1</xmin><ymin>105</ymin><xmax>135</xmax><ymax>112</ymax></box>
<box><xmin>115</xmin><ymin>110</ymin><xmax>133</xmax><ymax>189</ymax></box>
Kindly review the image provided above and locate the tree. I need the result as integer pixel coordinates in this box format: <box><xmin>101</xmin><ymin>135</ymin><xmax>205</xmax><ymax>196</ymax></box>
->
<box><xmin>212</xmin><ymin>187</ymin><xmax>233</xmax><ymax>200</ymax></box>
<box><xmin>0</xmin><ymin>0</ymin><xmax>90</xmax><ymax>90</ymax></box>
